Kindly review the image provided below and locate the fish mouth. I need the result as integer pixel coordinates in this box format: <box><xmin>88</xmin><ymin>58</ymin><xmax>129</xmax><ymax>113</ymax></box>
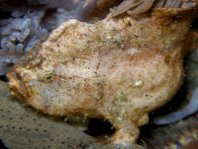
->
<box><xmin>7</xmin><ymin>68</ymin><xmax>29</xmax><ymax>102</ymax></box>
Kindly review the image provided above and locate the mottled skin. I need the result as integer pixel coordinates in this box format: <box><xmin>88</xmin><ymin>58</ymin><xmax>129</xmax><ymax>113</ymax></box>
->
<box><xmin>8</xmin><ymin>9</ymin><xmax>198</xmax><ymax>144</ymax></box>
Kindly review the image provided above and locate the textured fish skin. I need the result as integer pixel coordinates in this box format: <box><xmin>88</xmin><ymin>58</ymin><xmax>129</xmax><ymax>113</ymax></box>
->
<box><xmin>7</xmin><ymin>8</ymin><xmax>198</xmax><ymax>144</ymax></box>
<box><xmin>154</xmin><ymin>44</ymin><xmax>198</xmax><ymax>125</ymax></box>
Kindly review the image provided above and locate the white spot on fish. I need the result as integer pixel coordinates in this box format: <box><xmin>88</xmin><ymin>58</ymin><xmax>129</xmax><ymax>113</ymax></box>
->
<box><xmin>133</xmin><ymin>80</ymin><xmax>144</xmax><ymax>87</ymax></box>
<box><xmin>127</xmin><ymin>48</ymin><xmax>140</xmax><ymax>56</ymax></box>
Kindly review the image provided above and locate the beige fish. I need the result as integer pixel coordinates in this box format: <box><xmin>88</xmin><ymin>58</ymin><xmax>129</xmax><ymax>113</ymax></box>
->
<box><xmin>7</xmin><ymin>7</ymin><xmax>198</xmax><ymax>144</ymax></box>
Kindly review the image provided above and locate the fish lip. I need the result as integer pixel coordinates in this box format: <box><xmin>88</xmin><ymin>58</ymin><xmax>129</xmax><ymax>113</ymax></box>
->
<box><xmin>7</xmin><ymin>69</ymin><xmax>29</xmax><ymax>102</ymax></box>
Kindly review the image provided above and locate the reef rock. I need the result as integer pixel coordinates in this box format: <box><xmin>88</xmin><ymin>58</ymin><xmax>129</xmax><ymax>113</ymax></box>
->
<box><xmin>7</xmin><ymin>8</ymin><xmax>198</xmax><ymax>144</ymax></box>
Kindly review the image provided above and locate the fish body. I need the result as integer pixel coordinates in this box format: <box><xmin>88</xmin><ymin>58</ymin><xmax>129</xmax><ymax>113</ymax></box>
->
<box><xmin>7</xmin><ymin>8</ymin><xmax>198</xmax><ymax>144</ymax></box>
